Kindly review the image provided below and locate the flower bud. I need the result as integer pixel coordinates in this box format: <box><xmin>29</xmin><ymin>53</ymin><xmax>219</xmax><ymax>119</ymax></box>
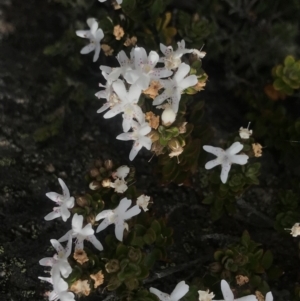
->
<box><xmin>162</xmin><ymin>106</ymin><xmax>176</xmax><ymax>126</ymax></box>
<box><xmin>86</xmin><ymin>214</ymin><xmax>96</xmax><ymax>225</ymax></box>
<box><xmin>89</xmin><ymin>168</ymin><xmax>100</xmax><ymax>178</ymax></box>
<box><xmin>104</xmin><ymin>159</ymin><xmax>113</xmax><ymax>170</ymax></box>
<box><xmin>102</xmin><ymin>178</ymin><xmax>111</xmax><ymax>187</ymax></box>
<box><xmin>168</xmin><ymin>139</ymin><xmax>181</xmax><ymax>151</ymax></box>
<box><xmin>148</xmin><ymin>130</ymin><xmax>159</xmax><ymax>142</ymax></box>
<box><xmin>89</xmin><ymin>181</ymin><xmax>101</xmax><ymax>190</ymax></box>
<box><xmin>76</xmin><ymin>196</ymin><xmax>89</xmax><ymax>207</ymax></box>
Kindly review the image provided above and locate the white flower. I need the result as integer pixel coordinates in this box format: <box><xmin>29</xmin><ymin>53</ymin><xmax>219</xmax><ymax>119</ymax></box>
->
<box><xmin>153</xmin><ymin>63</ymin><xmax>198</xmax><ymax>113</ymax></box>
<box><xmin>136</xmin><ymin>194</ymin><xmax>151</xmax><ymax>212</ymax></box>
<box><xmin>198</xmin><ymin>290</ymin><xmax>215</xmax><ymax>301</ymax></box>
<box><xmin>203</xmin><ymin>142</ymin><xmax>249</xmax><ymax>184</ymax></box>
<box><xmin>287</xmin><ymin>223</ymin><xmax>300</xmax><ymax>237</ymax></box>
<box><xmin>103</xmin><ymin>80</ymin><xmax>144</xmax><ymax>132</ymax></box>
<box><xmin>95</xmin><ymin>197</ymin><xmax>141</xmax><ymax>241</ymax></box>
<box><xmin>192</xmin><ymin>49</ymin><xmax>206</xmax><ymax>60</ymax></box>
<box><xmin>124</xmin><ymin>47</ymin><xmax>172</xmax><ymax>90</ymax></box>
<box><xmin>44</xmin><ymin>178</ymin><xmax>75</xmax><ymax>222</ymax></box>
<box><xmin>50</xmin><ymin>277</ymin><xmax>75</xmax><ymax>301</ymax></box>
<box><xmin>39</xmin><ymin>235</ymin><xmax>73</xmax><ymax>279</ymax></box>
<box><xmin>110</xmin><ymin>178</ymin><xmax>128</xmax><ymax>193</ymax></box>
<box><xmin>116</xmin><ymin>120</ymin><xmax>152</xmax><ymax>161</ymax></box>
<box><xmin>115</xmin><ymin>165</ymin><xmax>130</xmax><ymax>179</ymax></box>
<box><xmin>59</xmin><ymin>214</ymin><xmax>103</xmax><ymax>251</ymax></box>
<box><xmin>76</xmin><ymin>18</ymin><xmax>104</xmax><ymax>62</ymax></box>
<box><xmin>239</xmin><ymin>122</ymin><xmax>252</xmax><ymax>139</ymax></box>
<box><xmin>150</xmin><ymin>280</ymin><xmax>189</xmax><ymax>301</ymax></box>
<box><xmin>159</xmin><ymin>40</ymin><xmax>193</xmax><ymax>70</ymax></box>
<box><xmin>215</xmin><ymin>280</ymin><xmax>256</xmax><ymax>301</ymax></box>
<box><xmin>161</xmin><ymin>104</ymin><xmax>176</xmax><ymax>126</ymax></box>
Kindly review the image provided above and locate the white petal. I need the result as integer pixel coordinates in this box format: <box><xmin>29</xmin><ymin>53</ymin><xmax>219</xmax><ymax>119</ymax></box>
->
<box><xmin>39</xmin><ymin>257</ymin><xmax>54</xmax><ymax>267</ymax></box>
<box><xmin>80</xmin><ymin>223</ymin><xmax>94</xmax><ymax>236</ymax></box>
<box><xmin>116</xmin><ymin>132</ymin><xmax>133</xmax><ymax>141</ymax></box>
<box><xmin>93</xmin><ymin>44</ymin><xmax>101</xmax><ymax>62</ymax></box>
<box><xmin>80</xmin><ymin>44</ymin><xmax>96</xmax><ymax>54</ymax></box>
<box><xmin>129</xmin><ymin>83</ymin><xmax>142</xmax><ymax>103</ymax></box>
<box><xmin>59</xmin><ymin>261</ymin><xmax>72</xmax><ymax>278</ymax></box>
<box><xmin>58</xmin><ymin>292</ymin><xmax>75</xmax><ymax>301</ymax></box>
<box><xmin>160</xmin><ymin>43</ymin><xmax>172</xmax><ymax>56</ymax></box>
<box><xmin>203</xmin><ymin>145</ymin><xmax>225</xmax><ymax>157</ymax></box>
<box><xmin>115</xmin><ymin>219</ymin><xmax>125</xmax><ymax>241</ymax></box>
<box><xmin>95</xmin><ymin>28</ymin><xmax>104</xmax><ymax>42</ymax></box>
<box><xmin>97</xmin><ymin>103</ymin><xmax>110</xmax><ymax>113</ymax></box>
<box><xmin>54</xmin><ymin>277</ymin><xmax>69</xmax><ymax>292</ymax></box>
<box><xmin>170</xmin><ymin>281</ymin><xmax>189</xmax><ymax>301</ymax></box>
<box><xmin>139</xmin><ymin>136</ymin><xmax>152</xmax><ymax>150</ymax></box>
<box><xmin>87</xmin><ymin>18</ymin><xmax>96</xmax><ymax>28</ymax></box>
<box><xmin>96</xmin><ymin>209</ymin><xmax>114</xmax><ymax>221</ymax></box>
<box><xmin>221</xmin><ymin>160</ymin><xmax>231</xmax><ymax>184</ymax></box>
<box><xmin>134</xmin><ymin>47</ymin><xmax>148</xmax><ymax>67</ymax></box>
<box><xmin>153</xmin><ymin>90</ymin><xmax>169</xmax><ymax>106</ymax></box>
<box><xmin>221</xmin><ymin>280</ymin><xmax>234</xmax><ymax>301</ymax></box>
<box><xmin>66</xmin><ymin>197</ymin><xmax>75</xmax><ymax>209</ymax></box>
<box><xmin>112</xmin><ymin>80</ymin><xmax>128</xmax><ymax>103</ymax></box>
<box><xmin>104</xmin><ymin>103</ymin><xmax>124</xmax><ymax>119</ymax></box>
<box><xmin>205</xmin><ymin>159</ymin><xmax>221</xmax><ymax>170</ymax></box>
<box><xmin>60</xmin><ymin>204</ymin><xmax>71</xmax><ymax>222</ymax></box>
<box><xmin>46</xmin><ymin>192</ymin><xmax>62</xmax><ymax>203</ymax></box>
<box><xmin>229</xmin><ymin>154</ymin><xmax>249</xmax><ymax>165</ymax></box>
<box><xmin>179</xmin><ymin>75</ymin><xmax>198</xmax><ymax>91</ymax></box>
<box><xmin>149</xmin><ymin>288</ymin><xmax>170</xmax><ymax>301</ymax></box>
<box><xmin>173</xmin><ymin>63</ymin><xmax>190</xmax><ymax>82</ymax></box>
<box><xmin>122</xmin><ymin>117</ymin><xmax>132</xmax><ymax>132</ymax></box>
<box><xmin>136</xmin><ymin>73</ymin><xmax>151</xmax><ymax>90</ymax></box>
<box><xmin>58</xmin><ymin>178</ymin><xmax>70</xmax><ymax>198</ymax></box>
<box><xmin>72</xmin><ymin>213</ymin><xmax>83</xmax><ymax>233</ymax></box>
<box><xmin>148</xmin><ymin>51</ymin><xmax>159</xmax><ymax>67</ymax></box>
<box><xmin>133</xmin><ymin>105</ymin><xmax>144</xmax><ymax>124</ymax></box>
<box><xmin>117</xmin><ymin>50</ymin><xmax>129</xmax><ymax>66</ymax></box>
<box><xmin>171</xmin><ymin>92</ymin><xmax>181</xmax><ymax>113</ymax></box>
<box><xmin>90</xmin><ymin>20</ymin><xmax>98</xmax><ymax>35</ymax></box>
<box><xmin>44</xmin><ymin>210</ymin><xmax>61</xmax><ymax>221</ymax></box>
<box><xmin>123</xmin><ymin>205</ymin><xmax>141</xmax><ymax>220</ymax></box>
<box><xmin>116</xmin><ymin>197</ymin><xmax>132</xmax><ymax>214</ymax></box>
<box><xmin>226</xmin><ymin>142</ymin><xmax>244</xmax><ymax>155</ymax></box>
<box><xmin>50</xmin><ymin>239</ymin><xmax>64</xmax><ymax>254</ymax></box>
<box><xmin>236</xmin><ymin>296</ymin><xmax>258</xmax><ymax>301</ymax></box>
<box><xmin>65</xmin><ymin>234</ymin><xmax>73</xmax><ymax>258</ymax></box>
<box><xmin>76</xmin><ymin>30</ymin><xmax>91</xmax><ymax>38</ymax></box>
<box><xmin>265</xmin><ymin>292</ymin><xmax>273</xmax><ymax>301</ymax></box>
<box><xmin>89</xmin><ymin>235</ymin><xmax>103</xmax><ymax>251</ymax></box>
<box><xmin>152</xmin><ymin>68</ymin><xmax>173</xmax><ymax>79</ymax></box>
<box><xmin>58</xmin><ymin>230</ymin><xmax>73</xmax><ymax>243</ymax></box>
<box><xmin>124</xmin><ymin>70</ymin><xmax>140</xmax><ymax>85</ymax></box>
<box><xmin>129</xmin><ymin>143</ymin><xmax>143</xmax><ymax>161</ymax></box>
<box><xmin>96</xmin><ymin>218</ymin><xmax>111</xmax><ymax>233</ymax></box>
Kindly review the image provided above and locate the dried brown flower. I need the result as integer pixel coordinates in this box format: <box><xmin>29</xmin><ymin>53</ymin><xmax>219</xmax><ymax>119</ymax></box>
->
<box><xmin>101</xmin><ymin>44</ymin><xmax>114</xmax><ymax>56</ymax></box>
<box><xmin>70</xmin><ymin>280</ymin><xmax>91</xmax><ymax>296</ymax></box>
<box><xmin>252</xmin><ymin>143</ymin><xmax>263</xmax><ymax>157</ymax></box>
<box><xmin>193</xmin><ymin>81</ymin><xmax>206</xmax><ymax>91</ymax></box>
<box><xmin>113</xmin><ymin>25</ymin><xmax>125</xmax><ymax>40</ymax></box>
<box><xmin>151</xmin><ymin>141</ymin><xmax>165</xmax><ymax>156</ymax></box>
<box><xmin>124</xmin><ymin>36</ymin><xmax>137</xmax><ymax>47</ymax></box>
<box><xmin>143</xmin><ymin>80</ymin><xmax>163</xmax><ymax>99</ymax></box>
<box><xmin>255</xmin><ymin>290</ymin><xmax>265</xmax><ymax>301</ymax></box>
<box><xmin>145</xmin><ymin>111</ymin><xmax>160</xmax><ymax>129</ymax></box>
<box><xmin>235</xmin><ymin>275</ymin><xmax>249</xmax><ymax>286</ymax></box>
<box><xmin>73</xmin><ymin>249</ymin><xmax>89</xmax><ymax>265</ymax></box>
<box><xmin>90</xmin><ymin>270</ymin><xmax>104</xmax><ymax>288</ymax></box>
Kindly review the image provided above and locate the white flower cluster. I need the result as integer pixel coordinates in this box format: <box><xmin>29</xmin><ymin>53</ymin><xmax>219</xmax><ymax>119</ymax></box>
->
<box><xmin>39</xmin><ymin>176</ymin><xmax>146</xmax><ymax>301</ymax></box>
<box><xmin>94</xmin><ymin>41</ymin><xmax>198</xmax><ymax>160</ymax></box>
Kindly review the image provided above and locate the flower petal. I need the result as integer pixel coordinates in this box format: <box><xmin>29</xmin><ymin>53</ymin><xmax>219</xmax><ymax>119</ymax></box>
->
<box><xmin>80</xmin><ymin>223</ymin><xmax>94</xmax><ymax>236</ymax></box>
<box><xmin>139</xmin><ymin>136</ymin><xmax>152</xmax><ymax>150</ymax></box>
<box><xmin>58</xmin><ymin>230</ymin><xmax>73</xmax><ymax>243</ymax></box>
<box><xmin>115</xmin><ymin>219</ymin><xmax>125</xmax><ymax>241</ymax></box>
<box><xmin>39</xmin><ymin>257</ymin><xmax>55</xmax><ymax>267</ymax></box>
<box><xmin>152</xmin><ymin>68</ymin><xmax>173</xmax><ymax>80</ymax></box>
<box><xmin>129</xmin><ymin>83</ymin><xmax>142</xmax><ymax>103</ymax></box>
<box><xmin>129</xmin><ymin>142</ymin><xmax>143</xmax><ymax>161</ymax></box>
<box><xmin>50</xmin><ymin>239</ymin><xmax>64</xmax><ymax>254</ymax></box>
<box><xmin>116</xmin><ymin>132</ymin><xmax>133</xmax><ymax>141</ymax></box>
<box><xmin>93</xmin><ymin>44</ymin><xmax>101</xmax><ymax>62</ymax></box>
<box><xmin>205</xmin><ymin>159</ymin><xmax>221</xmax><ymax>170</ymax></box>
<box><xmin>76</xmin><ymin>30</ymin><xmax>91</xmax><ymax>38</ymax></box>
<box><xmin>112</xmin><ymin>80</ymin><xmax>128</xmax><ymax>103</ymax></box>
<box><xmin>123</xmin><ymin>205</ymin><xmax>141</xmax><ymax>220</ymax></box>
<box><xmin>160</xmin><ymin>43</ymin><xmax>172</xmax><ymax>56</ymax></box>
<box><xmin>134</xmin><ymin>47</ymin><xmax>148</xmax><ymax>68</ymax></box>
<box><xmin>60</xmin><ymin>204</ymin><xmax>71</xmax><ymax>222</ymax></box>
<box><xmin>179</xmin><ymin>75</ymin><xmax>198</xmax><ymax>91</ymax></box>
<box><xmin>221</xmin><ymin>280</ymin><xmax>234</xmax><ymax>301</ymax></box>
<box><xmin>46</xmin><ymin>192</ymin><xmax>62</xmax><ymax>203</ymax></box>
<box><xmin>96</xmin><ymin>218</ymin><xmax>111</xmax><ymax>233</ymax></box>
<box><xmin>229</xmin><ymin>154</ymin><xmax>249</xmax><ymax>165</ymax></box>
<box><xmin>265</xmin><ymin>292</ymin><xmax>273</xmax><ymax>301</ymax></box>
<box><xmin>44</xmin><ymin>210</ymin><xmax>61</xmax><ymax>221</ymax></box>
<box><xmin>95</xmin><ymin>209</ymin><xmax>114</xmax><ymax>221</ymax></box>
<box><xmin>226</xmin><ymin>142</ymin><xmax>244</xmax><ymax>155</ymax></box>
<box><xmin>153</xmin><ymin>90</ymin><xmax>169</xmax><ymax>106</ymax></box>
<box><xmin>221</xmin><ymin>161</ymin><xmax>232</xmax><ymax>184</ymax></box>
<box><xmin>148</xmin><ymin>51</ymin><xmax>159</xmax><ymax>67</ymax></box>
<box><xmin>72</xmin><ymin>214</ymin><xmax>83</xmax><ymax>233</ymax></box>
<box><xmin>58</xmin><ymin>178</ymin><xmax>70</xmax><ymax>198</ymax></box>
<box><xmin>87</xmin><ymin>18</ymin><xmax>96</xmax><ymax>28</ymax></box>
<box><xmin>149</xmin><ymin>288</ymin><xmax>170</xmax><ymax>301</ymax></box>
<box><xmin>235</xmin><ymin>296</ymin><xmax>257</xmax><ymax>301</ymax></box>
<box><xmin>203</xmin><ymin>145</ymin><xmax>225</xmax><ymax>157</ymax></box>
<box><xmin>170</xmin><ymin>281</ymin><xmax>189</xmax><ymax>301</ymax></box>
<box><xmin>59</xmin><ymin>261</ymin><xmax>72</xmax><ymax>278</ymax></box>
<box><xmin>173</xmin><ymin>63</ymin><xmax>190</xmax><ymax>82</ymax></box>
<box><xmin>89</xmin><ymin>235</ymin><xmax>103</xmax><ymax>251</ymax></box>
<box><xmin>80</xmin><ymin>43</ymin><xmax>96</xmax><ymax>54</ymax></box>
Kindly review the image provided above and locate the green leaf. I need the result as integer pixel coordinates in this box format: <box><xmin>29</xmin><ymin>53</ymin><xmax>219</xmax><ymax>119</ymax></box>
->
<box><xmin>151</xmin><ymin>220</ymin><xmax>162</xmax><ymax>234</ymax></box>
<box><xmin>284</xmin><ymin>55</ymin><xmax>295</xmax><ymax>67</ymax></box>
<box><xmin>202</xmin><ymin>195</ymin><xmax>214</xmax><ymax>204</ymax></box>
<box><xmin>260</xmin><ymin>250</ymin><xmax>273</xmax><ymax>270</ymax></box>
